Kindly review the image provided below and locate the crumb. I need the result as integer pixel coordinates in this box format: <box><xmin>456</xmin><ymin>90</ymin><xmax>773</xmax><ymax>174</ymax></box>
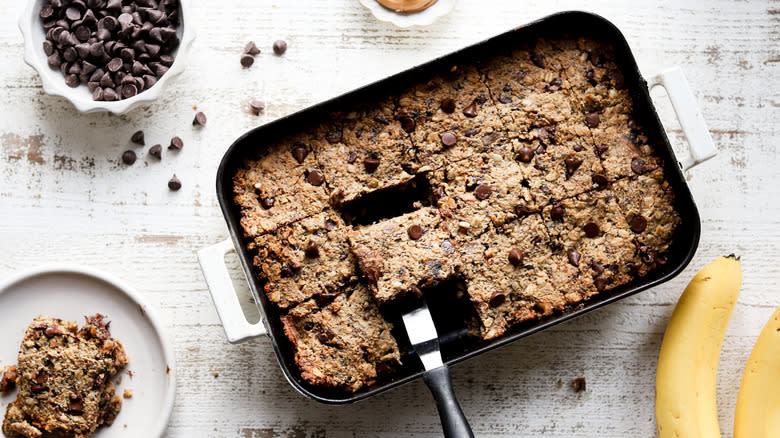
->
<box><xmin>127</xmin><ymin>370</ymin><xmax>134</xmax><ymax>379</ymax></box>
<box><xmin>116</xmin><ymin>375</ymin><xmax>123</xmax><ymax>385</ymax></box>
<box><xmin>212</xmin><ymin>372</ymin><xmax>219</xmax><ymax>378</ymax></box>
<box><xmin>556</xmin><ymin>379</ymin><xmax>562</xmax><ymax>388</ymax></box>
<box><xmin>0</xmin><ymin>365</ymin><xmax>17</xmax><ymax>393</ymax></box>
<box><xmin>571</xmin><ymin>377</ymin><xmax>586</xmax><ymax>392</ymax></box>
<box><xmin>166</xmin><ymin>365</ymin><xmax>170</xmax><ymax>375</ymax></box>
<box><xmin>123</xmin><ymin>389</ymin><xmax>133</xmax><ymax>399</ymax></box>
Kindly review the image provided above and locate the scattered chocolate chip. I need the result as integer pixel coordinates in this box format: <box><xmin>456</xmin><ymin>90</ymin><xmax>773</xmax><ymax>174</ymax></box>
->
<box><xmin>260</xmin><ymin>196</ymin><xmax>274</xmax><ymax>209</ymax></box>
<box><xmin>481</xmin><ymin>132</ymin><xmax>500</xmax><ymax>145</ymax></box>
<box><xmin>169</xmin><ymin>136</ymin><xmax>184</xmax><ymax>150</ymax></box>
<box><xmin>531</xmin><ymin>53</ymin><xmax>545</xmax><ymax>68</ymax></box>
<box><xmin>44</xmin><ymin>326</ymin><xmax>63</xmax><ymax>337</ymax></box>
<box><xmin>439</xmin><ymin>98</ymin><xmax>456</xmax><ymax>113</ymax></box>
<box><xmin>149</xmin><ymin>144</ymin><xmax>162</xmax><ymax>159</ymax></box>
<box><xmin>591</xmin><ymin>173</ymin><xmax>609</xmax><ymax>187</ymax></box>
<box><xmin>585</xmin><ymin>112</ymin><xmax>600</xmax><ymax>128</ymax></box>
<box><xmin>631</xmin><ymin>158</ymin><xmax>648</xmax><ymax>174</ymax></box>
<box><xmin>324</xmin><ymin>219</ymin><xmax>337</xmax><ymax>231</ymax></box>
<box><xmin>550</xmin><ymin>204</ymin><xmax>564</xmax><ymax>221</ymax></box>
<box><xmin>571</xmin><ymin>377</ymin><xmax>586</xmax><ymax>392</ymax></box>
<box><xmin>550</xmin><ymin>78</ymin><xmax>562</xmax><ymax>87</ymax></box>
<box><xmin>307</xmin><ymin>170</ymin><xmax>324</xmax><ymax>186</ymax></box>
<box><xmin>515</xmin><ymin>205</ymin><xmax>534</xmax><ymax>217</ymax></box>
<box><xmin>240</xmin><ymin>54</ymin><xmax>255</xmax><ymax>68</ymax></box>
<box><xmin>517</xmin><ymin>147</ymin><xmax>535</xmax><ymax>163</ymax></box>
<box><xmin>168</xmin><ymin>174</ymin><xmax>182</xmax><ymax>191</ymax></box>
<box><xmin>464</xmin><ymin>127</ymin><xmax>481</xmax><ymax>137</ymax></box>
<box><xmin>462</xmin><ymin>103</ymin><xmax>477</xmax><ymax>118</ymax></box>
<box><xmin>441</xmin><ymin>132</ymin><xmax>457</xmax><ymax>147</ymax></box>
<box><xmin>630</xmin><ymin>215</ymin><xmax>648</xmax><ymax>233</ymax></box>
<box><xmin>121</xmin><ymin>150</ymin><xmax>136</xmax><ymax>165</ymax></box>
<box><xmin>273</xmin><ymin>40</ymin><xmax>287</xmax><ymax>55</ymax></box>
<box><xmin>304</xmin><ymin>241</ymin><xmax>320</xmax><ymax>258</ymax></box>
<box><xmin>584</xmin><ymin>222</ymin><xmax>600</xmax><ymax>238</ymax></box>
<box><xmin>316</xmin><ymin>328</ymin><xmax>335</xmax><ymax>344</ymax></box>
<box><xmin>498</xmin><ymin>94</ymin><xmax>512</xmax><ymax>104</ymax></box>
<box><xmin>508</xmin><ymin>248</ymin><xmax>524</xmax><ymax>266</ymax></box>
<box><xmin>346</xmin><ymin>151</ymin><xmax>357</xmax><ymax>164</ymax></box>
<box><xmin>325</xmin><ymin>130</ymin><xmax>342</xmax><ymax>144</ymax></box>
<box><xmin>399</xmin><ymin>116</ymin><xmax>416</xmax><ymax>133</ymax></box>
<box><xmin>193</xmin><ymin>111</ymin><xmax>207</xmax><ymax>126</ymax></box>
<box><xmin>291</xmin><ymin>143</ymin><xmax>308</xmax><ymax>164</ymax></box>
<box><xmin>594</xmin><ymin>275</ymin><xmax>609</xmax><ymax>291</ymax></box>
<box><xmin>627</xmin><ymin>119</ymin><xmax>638</xmax><ymax>131</ymax></box>
<box><xmin>407</xmin><ymin>224</ymin><xmax>424</xmax><ymax>240</ymax></box>
<box><xmin>489</xmin><ymin>291</ymin><xmax>506</xmax><ymax>307</ymax></box>
<box><xmin>250</xmin><ymin>100</ymin><xmax>265</xmax><ymax>115</ymax></box>
<box><xmin>573</xmin><ymin>144</ymin><xmax>584</xmax><ymax>152</ymax></box>
<box><xmin>363</xmin><ymin>156</ymin><xmax>380</xmax><ymax>173</ymax></box>
<box><xmin>564</xmin><ymin>158</ymin><xmax>582</xmax><ymax>178</ymax></box>
<box><xmin>568</xmin><ymin>251</ymin><xmax>581</xmax><ymax>267</ymax></box>
<box><xmin>30</xmin><ymin>384</ymin><xmax>46</xmax><ymax>394</ymax></box>
<box><xmin>244</xmin><ymin>41</ymin><xmax>260</xmax><ymax>55</ymax></box>
<box><xmin>474</xmin><ymin>183</ymin><xmax>492</xmax><ymax>200</ymax></box>
<box><xmin>626</xmin><ymin>262</ymin><xmax>640</xmax><ymax>276</ymax></box>
<box><xmin>68</xmin><ymin>394</ymin><xmax>84</xmax><ymax>415</ymax></box>
<box><xmin>373</xmin><ymin>114</ymin><xmax>390</xmax><ymax>125</ymax></box>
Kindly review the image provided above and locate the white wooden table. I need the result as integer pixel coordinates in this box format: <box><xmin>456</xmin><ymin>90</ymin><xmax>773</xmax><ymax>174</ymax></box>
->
<box><xmin>1</xmin><ymin>1</ymin><xmax>778</xmax><ymax>437</ymax></box>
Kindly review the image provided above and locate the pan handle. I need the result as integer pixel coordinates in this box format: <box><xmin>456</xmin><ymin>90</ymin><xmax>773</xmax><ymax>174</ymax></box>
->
<box><xmin>198</xmin><ymin>239</ymin><xmax>267</xmax><ymax>343</ymax></box>
<box><xmin>423</xmin><ymin>366</ymin><xmax>475</xmax><ymax>438</ymax></box>
<box><xmin>648</xmin><ymin>66</ymin><xmax>717</xmax><ymax>171</ymax></box>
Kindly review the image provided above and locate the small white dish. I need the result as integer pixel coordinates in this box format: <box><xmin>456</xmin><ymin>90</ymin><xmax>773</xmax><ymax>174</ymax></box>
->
<box><xmin>359</xmin><ymin>0</ymin><xmax>456</xmax><ymax>28</ymax></box>
<box><xmin>0</xmin><ymin>265</ymin><xmax>176</xmax><ymax>438</ymax></box>
<box><xmin>18</xmin><ymin>0</ymin><xmax>195</xmax><ymax>115</ymax></box>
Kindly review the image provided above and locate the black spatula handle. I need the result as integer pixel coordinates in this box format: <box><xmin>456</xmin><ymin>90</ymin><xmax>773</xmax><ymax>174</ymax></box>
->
<box><xmin>423</xmin><ymin>366</ymin><xmax>475</xmax><ymax>438</ymax></box>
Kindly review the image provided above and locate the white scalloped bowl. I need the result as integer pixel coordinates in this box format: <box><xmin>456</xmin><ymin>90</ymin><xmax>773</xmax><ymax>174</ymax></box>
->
<box><xmin>18</xmin><ymin>0</ymin><xmax>195</xmax><ymax>114</ymax></box>
<box><xmin>359</xmin><ymin>0</ymin><xmax>456</xmax><ymax>28</ymax></box>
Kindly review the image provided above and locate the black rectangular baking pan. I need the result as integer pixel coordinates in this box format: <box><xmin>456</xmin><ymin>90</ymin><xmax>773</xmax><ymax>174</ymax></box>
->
<box><xmin>214</xmin><ymin>11</ymin><xmax>702</xmax><ymax>404</ymax></box>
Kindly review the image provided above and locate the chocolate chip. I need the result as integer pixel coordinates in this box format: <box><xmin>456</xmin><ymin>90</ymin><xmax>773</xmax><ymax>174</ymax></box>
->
<box><xmin>627</xmin><ymin>119</ymin><xmax>638</xmax><ymax>131</ymax></box>
<box><xmin>517</xmin><ymin>147</ymin><xmax>534</xmax><ymax>163</ymax></box>
<box><xmin>363</xmin><ymin>156</ymin><xmax>380</xmax><ymax>173</ymax></box>
<box><xmin>550</xmin><ymin>78</ymin><xmax>562</xmax><ymax>87</ymax></box>
<box><xmin>591</xmin><ymin>261</ymin><xmax>605</xmax><ymax>274</ymax></box>
<box><xmin>462</xmin><ymin>103</ymin><xmax>477</xmax><ymax>118</ymax></box>
<box><xmin>508</xmin><ymin>248</ymin><xmax>524</xmax><ymax>266</ymax></box>
<box><xmin>325</xmin><ymin>130</ymin><xmax>342</xmax><ymax>144</ymax></box>
<box><xmin>168</xmin><ymin>174</ymin><xmax>182</xmax><ymax>191</ymax></box>
<box><xmin>440</xmin><ymin>98</ymin><xmax>456</xmax><ymax>113</ymax></box>
<box><xmin>572</xmin><ymin>377</ymin><xmax>586</xmax><ymax>392</ymax></box>
<box><xmin>121</xmin><ymin>150</ymin><xmax>136</xmax><ymax>165</ymax></box>
<box><xmin>441</xmin><ymin>132</ymin><xmax>457</xmax><ymax>147</ymax></box>
<box><xmin>373</xmin><ymin>114</ymin><xmax>390</xmax><ymax>125</ymax></box>
<box><xmin>44</xmin><ymin>326</ymin><xmax>63</xmax><ymax>337</ymax></box>
<box><xmin>244</xmin><ymin>41</ymin><xmax>260</xmax><ymax>55</ymax></box>
<box><xmin>564</xmin><ymin>158</ymin><xmax>582</xmax><ymax>178</ymax></box>
<box><xmin>307</xmin><ymin>170</ymin><xmax>324</xmax><ymax>186</ymax></box>
<box><xmin>626</xmin><ymin>262</ymin><xmax>640</xmax><ymax>276</ymax></box>
<box><xmin>250</xmin><ymin>100</ymin><xmax>265</xmax><ymax>115</ymax></box>
<box><xmin>65</xmin><ymin>74</ymin><xmax>80</xmax><ymax>88</ymax></box>
<box><xmin>304</xmin><ymin>241</ymin><xmax>320</xmax><ymax>258</ymax></box>
<box><xmin>550</xmin><ymin>204</ymin><xmax>564</xmax><ymax>221</ymax></box>
<box><xmin>347</xmin><ymin>151</ymin><xmax>357</xmax><ymax>164</ymax></box>
<box><xmin>316</xmin><ymin>328</ymin><xmax>335</xmax><ymax>344</ymax></box>
<box><xmin>464</xmin><ymin>127</ymin><xmax>481</xmax><ymax>137</ymax></box>
<box><xmin>240</xmin><ymin>54</ymin><xmax>254</xmax><ymax>68</ymax></box>
<box><xmin>474</xmin><ymin>183</ymin><xmax>492</xmax><ymax>200</ymax></box>
<box><xmin>399</xmin><ymin>116</ymin><xmax>416</xmax><ymax>133</ymax></box>
<box><xmin>31</xmin><ymin>384</ymin><xmax>46</xmax><ymax>394</ymax></box>
<box><xmin>193</xmin><ymin>111</ymin><xmax>207</xmax><ymax>126</ymax></box>
<box><xmin>594</xmin><ymin>275</ymin><xmax>609</xmax><ymax>291</ymax></box>
<box><xmin>498</xmin><ymin>94</ymin><xmax>512</xmax><ymax>104</ymax></box>
<box><xmin>611</xmin><ymin>70</ymin><xmax>625</xmax><ymax>88</ymax></box>
<box><xmin>584</xmin><ymin>222</ymin><xmax>600</xmax><ymax>238</ymax></box>
<box><xmin>515</xmin><ymin>205</ymin><xmax>534</xmax><ymax>217</ymax></box>
<box><xmin>585</xmin><ymin>112</ymin><xmax>600</xmax><ymax>128</ymax></box>
<box><xmin>324</xmin><ymin>219</ymin><xmax>337</xmax><ymax>231</ymax></box>
<box><xmin>489</xmin><ymin>291</ymin><xmax>506</xmax><ymax>307</ymax></box>
<box><xmin>407</xmin><ymin>225</ymin><xmax>424</xmax><ymax>240</ymax></box>
<box><xmin>291</xmin><ymin>143</ymin><xmax>308</xmax><ymax>164</ymax></box>
<box><xmin>631</xmin><ymin>158</ymin><xmax>648</xmax><ymax>174</ymax></box>
<box><xmin>260</xmin><ymin>197</ymin><xmax>274</xmax><ymax>209</ymax></box>
<box><xmin>273</xmin><ymin>40</ymin><xmax>287</xmax><ymax>55</ymax></box>
<box><xmin>169</xmin><ymin>136</ymin><xmax>184</xmax><ymax>150</ymax></box>
<box><xmin>149</xmin><ymin>144</ymin><xmax>162</xmax><ymax>159</ymax></box>
<box><xmin>121</xmin><ymin>83</ymin><xmax>138</xmax><ymax>98</ymax></box>
<box><xmin>481</xmin><ymin>132</ymin><xmax>500</xmax><ymax>145</ymax></box>
<box><xmin>630</xmin><ymin>215</ymin><xmax>648</xmax><ymax>233</ymax></box>
<box><xmin>40</xmin><ymin>5</ymin><xmax>54</xmax><ymax>19</ymax></box>
<box><xmin>568</xmin><ymin>251</ymin><xmax>581</xmax><ymax>267</ymax></box>
<box><xmin>531</xmin><ymin>53</ymin><xmax>545</xmax><ymax>68</ymax></box>
<box><xmin>573</xmin><ymin>144</ymin><xmax>584</xmax><ymax>152</ymax></box>
<box><xmin>591</xmin><ymin>173</ymin><xmax>609</xmax><ymax>187</ymax></box>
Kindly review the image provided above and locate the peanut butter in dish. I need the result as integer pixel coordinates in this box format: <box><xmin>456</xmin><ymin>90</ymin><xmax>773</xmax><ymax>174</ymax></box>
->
<box><xmin>376</xmin><ymin>0</ymin><xmax>438</xmax><ymax>13</ymax></box>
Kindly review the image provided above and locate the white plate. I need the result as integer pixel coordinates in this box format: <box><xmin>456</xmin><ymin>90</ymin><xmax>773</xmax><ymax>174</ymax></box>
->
<box><xmin>0</xmin><ymin>265</ymin><xmax>175</xmax><ymax>438</ymax></box>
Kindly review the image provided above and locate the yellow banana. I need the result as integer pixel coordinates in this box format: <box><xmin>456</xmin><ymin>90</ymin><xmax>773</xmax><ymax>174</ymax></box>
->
<box><xmin>734</xmin><ymin>305</ymin><xmax>780</xmax><ymax>438</ymax></box>
<box><xmin>655</xmin><ymin>255</ymin><xmax>742</xmax><ymax>438</ymax></box>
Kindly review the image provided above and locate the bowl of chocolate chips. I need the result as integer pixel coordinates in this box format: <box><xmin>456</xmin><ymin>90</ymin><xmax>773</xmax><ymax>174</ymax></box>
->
<box><xmin>19</xmin><ymin>0</ymin><xmax>194</xmax><ymax>114</ymax></box>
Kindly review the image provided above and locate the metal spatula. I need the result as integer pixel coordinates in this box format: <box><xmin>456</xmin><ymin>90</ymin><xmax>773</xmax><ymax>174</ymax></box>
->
<box><xmin>402</xmin><ymin>301</ymin><xmax>475</xmax><ymax>438</ymax></box>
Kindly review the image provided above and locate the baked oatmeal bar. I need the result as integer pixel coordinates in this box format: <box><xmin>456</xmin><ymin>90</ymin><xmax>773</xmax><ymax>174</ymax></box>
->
<box><xmin>349</xmin><ymin>207</ymin><xmax>460</xmax><ymax>303</ymax></box>
<box><xmin>280</xmin><ymin>284</ymin><xmax>400</xmax><ymax>393</ymax></box>
<box><xmin>233</xmin><ymin>132</ymin><xmax>331</xmax><ymax>237</ymax></box>
<box><xmin>2</xmin><ymin>315</ymin><xmax>128</xmax><ymax>438</ymax></box>
<box><xmin>250</xmin><ymin>211</ymin><xmax>358</xmax><ymax>309</ymax></box>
